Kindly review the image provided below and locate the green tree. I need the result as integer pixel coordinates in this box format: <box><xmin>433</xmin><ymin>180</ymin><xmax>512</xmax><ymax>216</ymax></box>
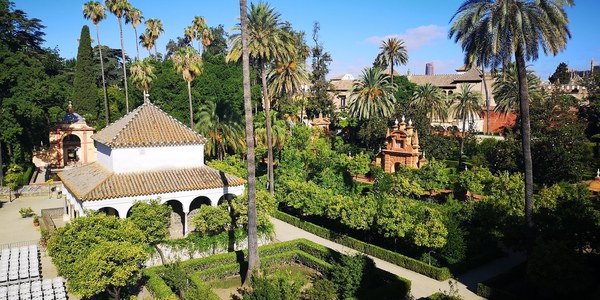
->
<box><xmin>307</xmin><ymin>22</ymin><xmax>334</xmax><ymax>118</ymax></box>
<box><xmin>69</xmin><ymin>241</ymin><xmax>148</xmax><ymax>300</ymax></box>
<box><xmin>549</xmin><ymin>62</ymin><xmax>570</xmax><ymax>84</ymax></box>
<box><xmin>172</xmin><ymin>46</ymin><xmax>202</xmax><ymax>129</ymax></box>
<box><xmin>412</xmin><ymin>206</ymin><xmax>448</xmax><ymax>249</ymax></box>
<box><xmin>73</xmin><ymin>25</ymin><xmax>99</xmax><ymax>122</ymax></box>
<box><xmin>83</xmin><ymin>1</ymin><xmax>109</xmax><ymax>125</ymax></box>
<box><xmin>191</xmin><ymin>204</ymin><xmax>231</xmax><ymax>236</ymax></box>
<box><xmin>228</xmin><ymin>2</ymin><xmax>297</xmax><ymax>196</ymax></box>
<box><xmin>127</xmin><ymin>200</ymin><xmax>171</xmax><ymax>264</ymax></box>
<box><xmin>411</xmin><ymin>83</ymin><xmax>448</xmax><ymax>132</ymax></box>
<box><xmin>124</xmin><ymin>7</ymin><xmax>143</xmax><ymax>60</ymax></box>
<box><xmin>129</xmin><ymin>58</ymin><xmax>155</xmax><ymax>100</ymax></box>
<box><xmin>47</xmin><ymin>213</ymin><xmax>145</xmax><ymax>279</ymax></box>
<box><xmin>347</xmin><ymin>152</ymin><xmax>371</xmax><ymax>178</ymax></box>
<box><xmin>450</xmin><ymin>0</ymin><xmax>574</xmax><ymax>247</ymax></box>
<box><xmin>375</xmin><ymin>37</ymin><xmax>408</xmax><ymax>84</ymax></box>
<box><xmin>105</xmin><ymin>0</ymin><xmax>131</xmax><ymax>112</ymax></box>
<box><xmin>238</xmin><ymin>0</ymin><xmax>260</xmax><ymax>277</ymax></box>
<box><xmin>348</xmin><ymin>67</ymin><xmax>397</xmax><ymax>119</ymax></box>
<box><xmin>3</xmin><ymin>164</ymin><xmax>23</xmax><ymax>202</ymax></box>
<box><xmin>195</xmin><ymin>101</ymin><xmax>245</xmax><ymax>160</ymax></box>
<box><xmin>492</xmin><ymin>63</ymin><xmax>542</xmax><ymax>115</ymax></box>
<box><xmin>451</xmin><ymin>83</ymin><xmax>482</xmax><ymax>167</ymax></box>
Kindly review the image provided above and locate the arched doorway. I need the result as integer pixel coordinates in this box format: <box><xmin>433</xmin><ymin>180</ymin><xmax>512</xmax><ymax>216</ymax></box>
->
<box><xmin>217</xmin><ymin>194</ymin><xmax>236</xmax><ymax>206</ymax></box>
<box><xmin>188</xmin><ymin>196</ymin><xmax>211</xmax><ymax>232</ymax></box>
<box><xmin>98</xmin><ymin>207</ymin><xmax>119</xmax><ymax>218</ymax></box>
<box><xmin>394</xmin><ymin>162</ymin><xmax>402</xmax><ymax>173</ymax></box>
<box><xmin>62</xmin><ymin>134</ymin><xmax>81</xmax><ymax>166</ymax></box>
<box><xmin>165</xmin><ymin>200</ymin><xmax>185</xmax><ymax>238</ymax></box>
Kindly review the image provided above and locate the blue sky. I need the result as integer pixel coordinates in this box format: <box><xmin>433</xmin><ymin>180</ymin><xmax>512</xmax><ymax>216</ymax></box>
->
<box><xmin>14</xmin><ymin>0</ymin><xmax>600</xmax><ymax>80</ymax></box>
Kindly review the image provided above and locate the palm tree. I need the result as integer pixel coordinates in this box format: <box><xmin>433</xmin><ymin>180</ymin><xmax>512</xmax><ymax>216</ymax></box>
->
<box><xmin>83</xmin><ymin>1</ymin><xmax>109</xmax><ymax>126</ymax></box>
<box><xmin>410</xmin><ymin>83</ymin><xmax>448</xmax><ymax>132</ymax></box>
<box><xmin>139</xmin><ymin>31</ymin><xmax>154</xmax><ymax>57</ymax></box>
<box><xmin>129</xmin><ymin>58</ymin><xmax>155</xmax><ymax>101</ymax></box>
<box><xmin>375</xmin><ymin>37</ymin><xmax>408</xmax><ymax>84</ymax></box>
<box><xmin>172</xmin><ymin>46</ymin><xmax>202</xmax><ymax>129</ymax></box>
<box><xmin>268</xmin><ymin>60</ymin><xmax>309</xmax><ymax>105</ymax></box>
<box><xmin>238</xmin><ymin>0</ymin><xmax>259</xmax><ymax>279</ymax></box>
<box><xmin>125</xmin><ymin>7</ymin><xmax>143</xmax><ymax>60</ymax></box>
<box><xmin>145</xmin><ymin>18</ymin><xmax>164</xmax><ymax>56</ymax></box>
<box><xmin>451</xmin><ymin>83</ymin><xmax>482</xmax><ymax>168</ymax></box>
<box><xmin>493</xmin><ymin>63</ymin><xmax>542</xmax><ymax>115</ymax></box>
<box><xmin>254</xmin><ymin>112</ymin><xmax>288</xmax><ymax>154</ymax></box>
<box><xmin>347</xmin><ymin>67</ymin><xmax>397</xmax><ymax>120</ymax></box>
<box><xmin>192</xmin><ymin>16</ymin><xmax>213</xmax><ymax>53</ymax></box>
<box><xmin>105</xmin><ymin>0</ymin><xmax>131</xmax><ymax>113</ymax></box>
<box><xmin>227</xmin><ymin>2</ymin><xmax>296</xmax><ymax>196</ymax></box>
<box><xmin>450</xmin><ymin>0</ymin><xmax>573</xmax><ymax>244</ymax></box>
<box><xmin>183</xmin><ymin>26</ymin><xmax>195</xmax><ymax>46</ymax></box>
<box><xmin>195</xmin><ymin>102</ymin><xmax>245</xmax><ymax>160</ymax></box>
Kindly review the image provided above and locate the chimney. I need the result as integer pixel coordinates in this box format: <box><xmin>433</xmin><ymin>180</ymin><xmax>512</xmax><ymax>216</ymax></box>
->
<box><xmin>426</xmin><ymin>63</ymin><xmax>434</xmax><ymax>75</ymax></box>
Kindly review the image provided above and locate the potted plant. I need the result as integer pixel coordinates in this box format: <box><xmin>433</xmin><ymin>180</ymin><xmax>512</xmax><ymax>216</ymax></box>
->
<box><xmin>33</xmin><ymin>215</ymin><xmax>40</xmax><ymax>227</ymax></box>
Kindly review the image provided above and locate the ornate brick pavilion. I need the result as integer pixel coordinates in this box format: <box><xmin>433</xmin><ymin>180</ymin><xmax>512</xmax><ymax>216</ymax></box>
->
<box><xmin>32</xmin><ymin>102</ymin><xmax>97</xmax><ymax>169</ymax></box>
<box><xmin>374</xmin><ymin>117</ymin><xmax>426</xmax><ymax>172</ymax></box>
<box><xmin>58</xmin><ymin>101</ymin><xmax>245</xmax><ymax>236</ymax></box>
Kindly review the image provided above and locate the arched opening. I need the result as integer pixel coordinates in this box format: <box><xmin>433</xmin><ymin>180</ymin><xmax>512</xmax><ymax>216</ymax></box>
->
<box><xmin>62</xmin><ymin>134</ymin><xmax>81</xmax><ymax>166</ymax></box>
<box><xmin>394</xmin><ymin>163</ymin><xmax>402</xmax><ymax>173</ymax></box>
<box><xmin>97</xmin><ymin>207</ymin><xmax>119</xmax><ymax>218</ymax></box>
<box><xmin>217</xmin><ymin>194</ymin><xmax>236</xmax><ymax>206</ymax></box>
<box><xmin>165</xmin><ymin>200</ymin><xmax>185</xmax><ymax>238</ymax></box>
<box><xmin>188</xmin><ymin>196</ymin><xmax>211</xmax><ymax>232</ymax></box>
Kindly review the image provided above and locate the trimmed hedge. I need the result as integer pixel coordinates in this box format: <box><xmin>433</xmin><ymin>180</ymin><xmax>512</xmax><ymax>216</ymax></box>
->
<box><xmin>272</xmin><ymin>210</ymin><xmax>452</xmax><ymax>280</ymax></box>
<box><xmin>142</xmin><ymin>268</ymin><xmax>178</xmax><ymax>300</ymax></box>
<box><xmin>146</xmin><ymin>238</ymin><xmax>412</xmax><ymax>299</ymax></box>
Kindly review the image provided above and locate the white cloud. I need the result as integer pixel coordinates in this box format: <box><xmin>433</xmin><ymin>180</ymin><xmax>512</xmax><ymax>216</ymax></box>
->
<box><xmin>366</xmin><ymin>25</ymin><xmax>446</xmax><ymax>51</ymax></box>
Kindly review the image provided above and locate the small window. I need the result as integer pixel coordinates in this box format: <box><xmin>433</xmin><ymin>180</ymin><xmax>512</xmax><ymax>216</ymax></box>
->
<box><xmin>340</xmin><ymin>96</ymin><xmax>346</xmax><ymax>109</ymax></box>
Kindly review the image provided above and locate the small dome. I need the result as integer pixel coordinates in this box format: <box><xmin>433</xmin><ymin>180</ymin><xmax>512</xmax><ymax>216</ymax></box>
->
<box><xmin>63</xmin><ymin>112</ymin><xmax>85</xmax><ymax>124</ymax></box>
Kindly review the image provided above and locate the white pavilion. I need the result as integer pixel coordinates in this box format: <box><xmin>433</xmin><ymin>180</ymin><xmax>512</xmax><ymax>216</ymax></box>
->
<box><xmin>58</xmin><ymin>101</ymin><xmax>245</xmax><ymax>236</ymax></box>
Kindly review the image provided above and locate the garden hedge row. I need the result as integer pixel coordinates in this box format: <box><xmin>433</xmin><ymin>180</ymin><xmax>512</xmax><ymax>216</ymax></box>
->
<box><xmin>145</xmin><ymin>239</ymin><xmax>344</xmax><ymax>299</ymax></box>
<box><xmin>272</xmin><ymin>210</ymin><xmax>452</xmax><ymax>280</ymax></box>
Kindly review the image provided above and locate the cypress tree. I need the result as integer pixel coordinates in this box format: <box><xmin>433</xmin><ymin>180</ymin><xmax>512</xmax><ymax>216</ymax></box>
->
<box><xmin>73</xmin><ymin>25</ymin><xmax>99</xmax><ymax>121</ymax></box>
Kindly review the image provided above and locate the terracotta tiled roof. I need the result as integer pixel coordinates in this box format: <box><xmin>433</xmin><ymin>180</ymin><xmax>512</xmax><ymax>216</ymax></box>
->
<box><xmin>311</xmin><ymin>118</ymin><xmax>331</xmax><ymax>126</ymax></box>
<box><xmin>455</xmin><ymin>68</ymin><xmax>482</xmax><ymax>82</ymax></box>
<box><xmin>58</xmin><ymin>162</ymin><xmax>245</xmax><ymax>201</ymax></box>
<box><xmin>329</xmin><ymin>79</ymin><xmax>354</xmax><ymax>91</ymax></box>
<box><xmin>92</xmin><ymin>102</ymin><xmax>207</xmax><ymax>148</ymax></box>
<box><xmin>407</xmin><ymin>74</ymin><xmax>457</xmax><ymax>87</ymax></box>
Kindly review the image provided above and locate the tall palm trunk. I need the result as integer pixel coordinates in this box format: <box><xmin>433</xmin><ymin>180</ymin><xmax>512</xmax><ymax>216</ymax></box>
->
<box><xmin>481</xmin><ymin>63</ymin><xmax>490</xmax><ymax>134</ymax></box>
<box><xmin>154</xmin><ymin>44</ymin><xmax>158</xmax><ymax>56</ymax></box>
<box><xmin>390</xmin><ymin>63</ymin><xmax>394</xmax><ymax>85</ymax></box>
<box><xmin>260</xmin><ymin>62</ymin><xmax>275</xmax><ymax>196</ymax></box>
<box><xmin>117</xmin><ymin>18</ymin><xmax>129</xmax><ymax>113</ymax></box>
<box><xmin>240</xmin><ymin>0</ymin><xmax>259</xmax><ymax>281</ymax></box>
<box><xmin>134</xmin><ymin>27</ymin><xmax>140</xmax><ymax>60</ymax></box>
<box><xmin>95</xmin><ymin>24</ymin><xmax>109</xmax><ymax>125</ymax></box>
<box><xmin>515</xmin><ymin>44</ymin><xmax>534</xmax><ymax>249</ymax></box>
<box><xmin>187</xmin><ymin>81</ymin><xmax>194</xmax><ymax>128</ymax></box>
<box><xmin>458</xmin><ymin>113</ymin><xmax>467</xmax><ymax>169</ymax></box>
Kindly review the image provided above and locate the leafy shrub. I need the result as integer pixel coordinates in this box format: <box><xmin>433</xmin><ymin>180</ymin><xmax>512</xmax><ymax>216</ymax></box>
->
<box><xmin>272</xmin><ymin>210</ymin><xmax>452</xmax><ymax>280</ymax></box>
<box><xmin>19</xmin><ymin>207</ymin><xmax>34</xmax><ymax>218</ymax></box>
<box><xmin>331</xmin><ymin>254</ymin><xmax>374</xmax><ymax>299</ymax></box>
<box><xmin>304</xmin><ymin>279</ymin><xmax>338</xmax><ymax>300</ymax></box>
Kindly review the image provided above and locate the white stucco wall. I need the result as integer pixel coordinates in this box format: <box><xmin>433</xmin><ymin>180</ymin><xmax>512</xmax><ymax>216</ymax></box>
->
<box><xmin>96</xmin><ymin>143</ymin><xmax>205</xmax><ymax>172</ymax></box>
<box><xmin>96</xmin><ymin>142</ymin><xmax>112</xmax><ymax>170</ymax></box>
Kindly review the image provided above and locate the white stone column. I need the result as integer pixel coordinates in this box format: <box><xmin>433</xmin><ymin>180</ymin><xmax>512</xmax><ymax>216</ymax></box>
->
<box><xmin>183</xmin><ymin>210</ymin><xmax>189</xmax><ymax>237</ymax></box>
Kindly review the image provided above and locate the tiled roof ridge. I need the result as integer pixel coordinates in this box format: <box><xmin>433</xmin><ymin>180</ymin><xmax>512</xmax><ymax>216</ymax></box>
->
<box><xmin>108</xmin><ymin>103</ymin><xmax>145</xmax><ymax>145</ymax></box>
<box><xmin>146</xmin><ymin>101</ymin><xmax>203</xmax><ymax>140</ymax></box>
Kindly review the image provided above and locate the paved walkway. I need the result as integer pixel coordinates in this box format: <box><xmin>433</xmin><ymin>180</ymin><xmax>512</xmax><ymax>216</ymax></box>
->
<box><xmin>0</xmin><ymin>194</ymin><xmax>64</xmax><ymax>283</ymax></box>
<box><xmin>271</xmin><ymin>217</ymin><xmax>524</xmax><ymax>300</ymax></box>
